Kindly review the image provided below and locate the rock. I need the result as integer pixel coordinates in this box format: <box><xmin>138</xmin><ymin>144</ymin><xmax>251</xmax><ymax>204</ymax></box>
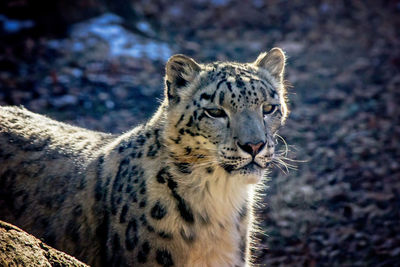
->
<box><xmin>0</xmin><ymin>220</ymin><xmax>88</xmax><ymax>267</ymax></box>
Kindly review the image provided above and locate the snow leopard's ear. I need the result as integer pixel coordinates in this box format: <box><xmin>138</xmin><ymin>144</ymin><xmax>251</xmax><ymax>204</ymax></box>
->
<box><xmin>254</xmin><ymin>48</ymin><xmax>286</xmax><ymax>82</ymax></box>
<box><xmin>165</xmin><ymin>54</ymin><xmax>201</xmax><ymax>104</ymax></box>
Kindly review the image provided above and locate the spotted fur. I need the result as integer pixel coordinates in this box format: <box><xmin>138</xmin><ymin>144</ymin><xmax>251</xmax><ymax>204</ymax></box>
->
<box><xmin>0</xmin><ymin>48</ymin><xmax>289</xmax><ymax>267</ymax></box>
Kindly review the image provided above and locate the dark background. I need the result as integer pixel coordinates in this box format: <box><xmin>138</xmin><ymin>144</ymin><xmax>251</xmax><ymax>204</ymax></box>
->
<box><xmin>1</xmin><ymin>0</ymin><xmax>399</xmax><ymax>266</ymax></box>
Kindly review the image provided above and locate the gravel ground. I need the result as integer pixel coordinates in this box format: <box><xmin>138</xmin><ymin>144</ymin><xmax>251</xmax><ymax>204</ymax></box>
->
<box><xmin>1</xmin><ymin>1</ymin><xmax>399</xmax><ymax>266</ymax></box>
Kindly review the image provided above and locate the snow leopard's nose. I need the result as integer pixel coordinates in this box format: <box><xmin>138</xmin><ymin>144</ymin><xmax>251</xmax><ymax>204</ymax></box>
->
<box><xmin>237</xmin><ymin>141</ymin><xmax>265</xmax><ymax>157</ymax></box>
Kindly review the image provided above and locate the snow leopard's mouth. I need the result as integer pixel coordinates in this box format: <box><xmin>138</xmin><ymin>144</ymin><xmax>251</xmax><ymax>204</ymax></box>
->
<box><xmin>234</xmin><ymin>161</ymin><xmax>267</xmax><ymax>183</ymax></box>
<box><xmin>241</xmin><ymin>161</ymin><xmax>263</xmax><ymax>171</ymax></box>
<box><xmin>222</xmin><ymin>160</ymin><xmax>269</xmax><ymax>174</ymax></box>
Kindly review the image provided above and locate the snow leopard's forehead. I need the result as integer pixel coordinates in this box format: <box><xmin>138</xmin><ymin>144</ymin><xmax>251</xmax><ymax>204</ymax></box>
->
<box><xmin>188</xmin><ymin>61</ymin><xmax>284</xmax><ymax>114</ymax></box>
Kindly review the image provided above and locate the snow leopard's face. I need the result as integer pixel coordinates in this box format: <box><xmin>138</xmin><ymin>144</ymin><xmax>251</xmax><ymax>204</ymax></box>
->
<box><xmin>165</xmin><ymin>49</ymin><xmax>288</xmax><ymax>183</ymax></box>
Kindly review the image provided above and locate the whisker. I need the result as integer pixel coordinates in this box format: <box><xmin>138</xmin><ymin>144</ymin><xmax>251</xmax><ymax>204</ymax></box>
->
<box><xmin>271</xmin><ymin>161</ymin><xmax>288</xmax><ymax>174</ymax></box>
<box><xmin>274</xmin><ymin>133</ymin><xmax>288</xmax><ymax>157</ymax></box>
<box><xmin>274</xmin><ymin>157</ymin><xmax>297</xmax><ymax>170</ymax></box>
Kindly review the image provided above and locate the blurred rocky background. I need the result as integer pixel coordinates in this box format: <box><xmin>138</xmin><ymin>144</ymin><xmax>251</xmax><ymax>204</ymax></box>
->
<box><xmin>0</xmin><ymin>0</ymin><xmax>399</xmax><ymax>266</ymax></box>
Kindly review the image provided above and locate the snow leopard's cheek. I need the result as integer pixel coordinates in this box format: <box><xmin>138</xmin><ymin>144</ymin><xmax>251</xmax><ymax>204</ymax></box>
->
<box><xmin>194</xmin><ymin>108</ymin><xmax>232</xmax><ymax>147</ymax></box>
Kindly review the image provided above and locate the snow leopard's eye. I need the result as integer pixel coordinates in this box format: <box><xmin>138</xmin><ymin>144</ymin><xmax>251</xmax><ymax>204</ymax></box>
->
<box><xmin>262</xmin><ymin>104</ymin><xmax>277</xmax><ymax>116</ymax></box>
<box><xmin>204</xmin><ymin>108</ymin><xmax>227</xmax><ymax>119</ymax></box>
